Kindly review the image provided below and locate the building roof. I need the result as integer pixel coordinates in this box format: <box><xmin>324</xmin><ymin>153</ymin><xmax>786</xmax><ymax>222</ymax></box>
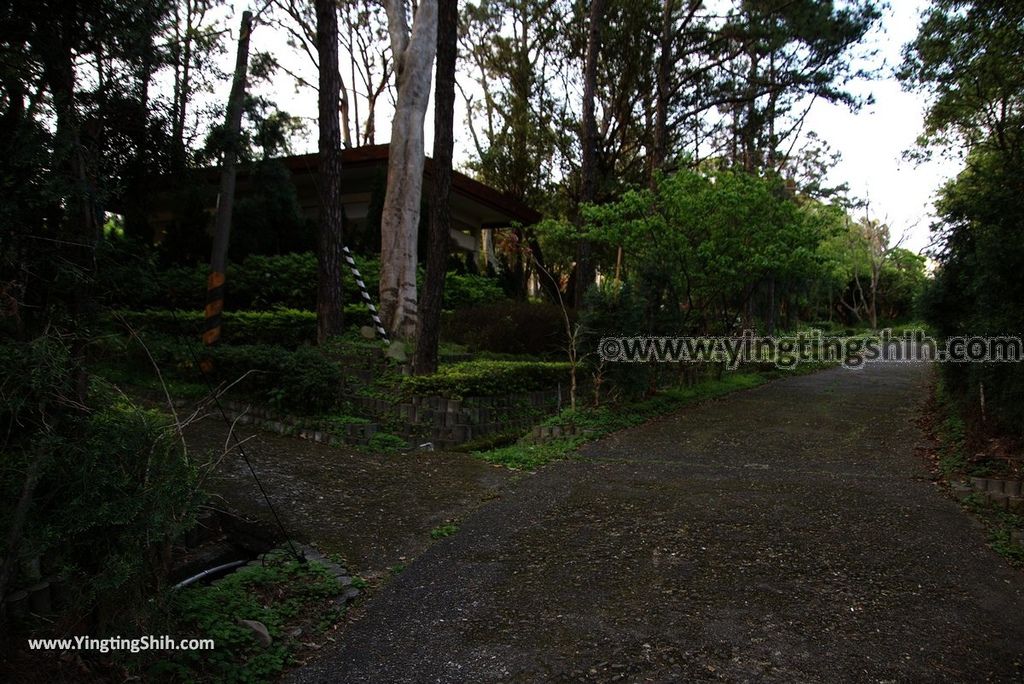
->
<box><xmin>287</xmin><ymin>145</ymin><xmax>542</xmax><ymax>226</ymax></box>
<box><xmin>186</xmin><ymin>144</ymin><xmax>541</xmax><ymax>229</ymax></box>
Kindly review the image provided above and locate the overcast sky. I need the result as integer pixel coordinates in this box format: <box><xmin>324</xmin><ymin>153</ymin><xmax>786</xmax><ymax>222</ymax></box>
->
<box><xmin>801</xmin><ymin>0</ymin><xmax>960</xmax><ymax>255</ymax></box>
<box><xmin>236</xmin><ymin>0</ymin><xmax>957</xmax><ymax>256</ymax></box>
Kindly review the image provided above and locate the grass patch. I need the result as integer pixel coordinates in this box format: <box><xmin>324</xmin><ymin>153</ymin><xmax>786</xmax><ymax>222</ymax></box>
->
<box><xmin>475</xmin><ymin>372</ymin><xmax>767</xmax><ymax>470</ymax></box>
<box><xmin>365</xmin><ymin>432</ymin><xmax>408</xmax><ymax>452</ymax></box>
<box><xmin>429</xmin><ymin>522</ymin><xmax>459</xmax><ymax>539</ymax></box>
<box><xmin>477</xmin><ymin>437</ymin><xmax>586</xmax><ymax>470</ymax></box>
<box><xmin>401</xmin><ymin>360</ymin><xmax>570</xmax><ymax>399</ymax></box>
<box><xmin>990</xmin><ymin>526</ymin><xmax>1024</xmax><ymax>564</ymax></box>
<box><xmin>959</xmin><ymin>493</ymin><xmax>1024</xmax><ymax>565</ymax></box>
<box><xmin>147</xmin><ymin>559</ymin><xmax>345</xmax><ymax>682</ymax></box>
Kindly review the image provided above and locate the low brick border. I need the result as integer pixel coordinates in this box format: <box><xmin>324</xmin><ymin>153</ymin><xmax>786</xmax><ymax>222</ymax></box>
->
<box><xmin>950</xmin><ymin>478</ymin><xmax>1024</xmax><ymax>552</ymax></box>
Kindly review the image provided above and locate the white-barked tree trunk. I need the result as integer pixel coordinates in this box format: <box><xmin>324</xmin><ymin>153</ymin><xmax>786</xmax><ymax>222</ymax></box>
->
<box><xmin>379</xmin><ymin>0</ymin><xmax>438</xmax><ymax>340</ymax></box>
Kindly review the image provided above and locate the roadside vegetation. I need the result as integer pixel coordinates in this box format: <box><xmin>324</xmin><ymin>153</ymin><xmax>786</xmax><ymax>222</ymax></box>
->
<box><xmin>903</xmin><ymin>2</ymin><xmax>1024</xmax><ymax>464</ymax></box>
<box><xmin>149</xmin><ymin>558</ymin><xmax>347</xmax><ymax>682</ymax></box>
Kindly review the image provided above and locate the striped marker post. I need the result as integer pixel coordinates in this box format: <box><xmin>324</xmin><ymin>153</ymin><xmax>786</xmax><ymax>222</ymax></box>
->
<box><xmin>200</xmin><ymin>270</ymin><xmax>226</xmax><ymax>372</ymax></box>
<box><xmin>203</xmin><ymin>270</ymin><xmax>226</xmax><ymax>347</ymax></box>
<box><xmin>342</xmin><ymin>246</ymin><xmax>390</xmax><ymax>345</ymax></box>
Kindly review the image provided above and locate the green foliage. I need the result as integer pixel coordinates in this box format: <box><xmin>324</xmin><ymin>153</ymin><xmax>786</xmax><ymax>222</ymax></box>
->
<box><xmin>95</xmin><ymin>251</ymin><xmax>350</xmax><ymax>311</ymax></box>
<box><xmin>439</xmin><ymin>271</ymin><xmax>507</xmax><ymax>309</ymax></box>
<box><xmin>477</xmin><ymin>437</ymin><xmax>585</xmax><ymax>470</ymax></box>
<box><xmin>989</xmin><ymin>526</ymin><xmax>1024</xmax><ymax>565</ymax></box>
<box><xmin>900</xmin><ymin>1</ymin><xmax>1024</xmax><ymax>151</ymax></box>
<box><xmin>151</xmin><ymin>560</ymin><xmax>344</xmax><ymax>682</ymax></box>
<box><xmin>366</xmin><ymin>432</ymin><xmax>408</xmax><ymax>452</ymax></box>
<box><xmin>98</xmin><ymin>249</ymin><xmax>506</xmax><ymax>316</ymax></box>
<box><xmin>429</xmin><ymin>522</ymin><xmax>459</xmax><ymax>539</ymax></box>
<box><xmin>903</xmin><ymin>1</ymin><xmax>1024</xmax><ymax>442</ymax></box>
<box><xmin>1</xmin><ymin>338</ymin><xmax>200</xmax><ymax>623</ymax></box>
<box><xmin>880</xmin><ymin>248</ymin><xmax>928</xmax><ymax>319</ymax></box>
<box><xmin>229</xmin><ymin>161</ymin><xmax>316</xmax><ymax>259</ymax></box>
<box><xmin>449</xmin><ymin>428</ymin><xmax>523</xmax><ymax>453</ymax></box>
<box><xmin>62</xmin><ymin>393</ymin><xmax>200</xmax><ymax>598</ymax></box>
<box><xmin>918</xmin><ymin>150</ymin><xmax>1024</xmax><ymax>438</ymax></box>
<box><xmin>101</xmin><ymin>330</ymin><xmax>345</xmax><ymax>415</ymax></box>
<box><xmin>402</xmin><ymin>360</ymin><xmax>571</xmax><ymax>399</ymax></box>
<box><xmin>113</xmin><ymin>308</ymin><xmax>318</xmax><ymax>349</ymax></box>
<box><xmin>958</xmin><ymin>492</ymin><xmax>1024</xmax><ymax>566</ymax></box>
<box><xmin>580</xmin><ymin>280</ymin><xmax>658</xmax><ymax>398</ymax></box>
<box><xmin>442</xmin><ymin>301</ymin><xmax>568</xmax><ymax>355</ymax></box>
<box><xmin>938</xmin><ymin>415</ymin><xmax>967</xmax><ymax>476</ymax></box>
<box><xmin>816</xmin><ymin>214</ymin><xmax>927</xmax><ymax>327</ymax></box>
<box><xmin>227</xmin><ymin>252</ymin><xmax>323</xmax><ymax>310</ymax></box>
<box><xmin>579</xmin><ymin>167</ymin><xmax>823</xmax><ymax>335</ymax></box>
<box><xmin>212</xmin><ymin>345</ymin><xmax>344</xmax><ymax>415</ymax></box>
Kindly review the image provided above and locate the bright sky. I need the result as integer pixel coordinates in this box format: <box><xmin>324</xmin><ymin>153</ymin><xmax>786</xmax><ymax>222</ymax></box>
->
<box><xmin>802</xmin><ymin>0</ymin><xmax>961</xmax><ymax>254</ymax></box>
<box><xmin>233</xmin><ymin>0</ymin><xmax>958</xmax><ymax>256</ymax></box>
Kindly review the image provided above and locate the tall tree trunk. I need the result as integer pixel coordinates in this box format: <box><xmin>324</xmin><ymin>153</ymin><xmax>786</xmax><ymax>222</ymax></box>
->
<box><xmin>379</xmin><ymin>0</ymin><xmax>438</xmax><ymax>340</ymax></box>
<box><xmin>414</xmin><ymin>0</ymin><xmax>457</xmax><ymax>375</ymax></box>
<box><xmin>650</xmin><ymin>0</ymin><xmax>675</xmax><ymax>185</ymax></box>
<box><xmin>205</xmin><ymin>11</ymin><xmax>252</xmax><ymax>348</ymax></box>
<box><xmin>573</xmin><ymin>0</ymin><xmax>605</xmax><ymax>308</ymax></box>
<box><xmin>316</xmin><ymin>0</ymin><xmax>346</xmax><ymax>342</ymax></box>
<box><xmin>340</xmin><ymin>85</ymin><xmax>353</xmax><ymax>147</ymax></box>
<box><xmin>124</xmin><ymin>46</ymin><xmax>155</xmax><ymax>242</ymax></box>
<box><xmin>171</xmin><ymin>0</ymin><xmax>195</xmax><ymax>172</ymax></box>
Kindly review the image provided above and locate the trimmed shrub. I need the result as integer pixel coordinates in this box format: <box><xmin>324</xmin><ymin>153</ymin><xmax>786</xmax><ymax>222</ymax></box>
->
<box><xmin>99</xmin><ymin>248</ymin><xmax>506</xmax><ymax>312</ymax></box>
<box><xmin>112</xmin><ymin>309</ymin><xmax>317</xmax><ymax>348</ymax></box>
<box><xmin>441</xmin><ymin>272</ymin><xmax>507</xmax><ymax>309</ymax></box>
<box><xmin>443</xmin><ymin>302</ymin><xmax>568</xmax><ymax>356</ymax></box>
<box><xmin>99</xmin><ymin>328</ymin><xmax>345</xmax><ymax>415</ymax></box>
<box><xmin>402</xmin><ymin>360</ymin><xmax>571</xmax><ymax>398</ymax></box>
<box><xmin>110</xmin><ymin>306</ymin><xmax>388</xmax><ymax>348</ymax></box>
<box><xmin>205</xmin><ymin>344</ymin><xmax>345</xmax><ymax>415</ymax></box>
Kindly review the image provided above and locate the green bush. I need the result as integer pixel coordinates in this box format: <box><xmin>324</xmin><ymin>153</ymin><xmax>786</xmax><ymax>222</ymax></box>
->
<box><xmin>366</xmin><ymin>432</ymin><xmax>408</xmax><ymax>452</ymax></box>
<box><xmin>440</xmin><ymin>272</ymin><xmax>507</xmax><ymax>309</ymax></box>
<box><xmin>0</xmin><ymin>338</ymin><xmax>200</xmax><ymax>626</ymax></box>
<box><xmin>228</xmin><ymin>252</ymin><xmax>321</xmax><ymax>309</ymax></box>
<box><xmin>99</xmin><ymin>248</ymin><xmax>506</xmax><ymax>313</ymax></box>
<box><xmin>112</xmin><ymin>308</ymin><xmax>318</xmax><ymax>348</ymax></box>
<box><xmin>208</xmin><ymin>345</ymin><xmax>344</xmax><ymax>415</ymax></box>
<box><xmin>442</xmin><ymin>301</ymin><xmax>568</xmax><ymax>355</ymax></box>
<box><xmin>98</xmin><ymin>330</ymin><xmax>345</xmax><ymax>415</ymax></box>
<box><xmin>402</xmin><ymin>360</ymin><xmax>571</xmax><ymax>398</ymax></box>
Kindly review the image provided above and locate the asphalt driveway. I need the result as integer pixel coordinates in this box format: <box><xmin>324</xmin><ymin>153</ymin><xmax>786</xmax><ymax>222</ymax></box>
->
<box><xmin>290</xmin><ymin>359</ymin><xmax>1024</xmax><ymax>682</ymax></box>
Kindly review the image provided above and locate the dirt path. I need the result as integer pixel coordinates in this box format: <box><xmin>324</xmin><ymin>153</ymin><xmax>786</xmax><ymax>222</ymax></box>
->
<box><xmin>288</xmin><ymin>360</ymin><xmax>1024</xmax><ymax>682</ymax></box>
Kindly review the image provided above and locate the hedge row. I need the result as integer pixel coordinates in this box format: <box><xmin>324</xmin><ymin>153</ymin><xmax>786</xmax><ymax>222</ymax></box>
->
<box><xmin>111</xmin><ymin>298</ymin><xmax>570</xmax><ymax>356</ymax></box>
<box><xmin>98</xmin><ymin>248</ymin><xmax>505</xmax><ymax>311</ymax></box>
<box><xmin>401</xmin><ymin>360</ymin><xmax>572</xmax><ymax>399</ymax></box>
<box><xmin>207</xmin><ymin>344</ymin><xmax>344</xmax><ymax>414</ymax></box>
<box><xmin>113</xmin><ymin>309</ymin><xmax>315</xmax><ymax>348</ymax></box>
<box><xmin>442</xmin><ymin>301</ymin><xmax>568</xmax><ymax>355</ymax></box>
<box><xmin>106</xmin><ymin>331</ymin><xmax>570</xmax><ymax>410</ymax></box>
<box><xmin>111</xmin><ymin>306</ymin><xmax>387</xmax><ymax>348</ymax></box>
<box><xmin>109</xmin><ymin>333</ymin><xmax>346</xmax><ymax>415</ymax></box>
